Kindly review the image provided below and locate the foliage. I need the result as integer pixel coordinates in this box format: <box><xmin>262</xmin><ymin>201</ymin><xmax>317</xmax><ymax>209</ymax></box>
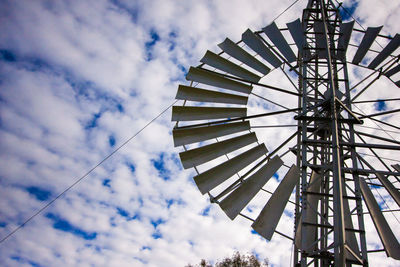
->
<box><xmin>185</xmin><ymin>251</ymin><xmax>269</xmax><ymax>267</ymax></box>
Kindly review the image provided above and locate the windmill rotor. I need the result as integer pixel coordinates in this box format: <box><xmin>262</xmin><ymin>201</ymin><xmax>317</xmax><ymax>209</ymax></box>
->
<box><xmin>172</xmin><ymin>0</ymin><xmax>400</xmax><ymax>266</ymax></box>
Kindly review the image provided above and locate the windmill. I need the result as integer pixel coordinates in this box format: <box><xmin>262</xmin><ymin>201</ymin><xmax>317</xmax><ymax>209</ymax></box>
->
<box><xmin>171</xmin><ymin>0</ymin><xmax>400</xmax><ymax>266</ymax></box>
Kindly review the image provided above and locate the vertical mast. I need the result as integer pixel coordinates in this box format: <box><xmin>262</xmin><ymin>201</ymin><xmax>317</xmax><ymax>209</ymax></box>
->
<box><xmin>295</xmin><ymin>0</ymin><xmax>368</xmax><ymax>266</ymax></box>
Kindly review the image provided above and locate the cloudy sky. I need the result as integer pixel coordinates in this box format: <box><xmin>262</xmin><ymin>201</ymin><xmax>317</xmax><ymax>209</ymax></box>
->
<box><xmin>1</xmin><ymin>0</ymin><xmax>400</xmax><ymax>266</ymax></box>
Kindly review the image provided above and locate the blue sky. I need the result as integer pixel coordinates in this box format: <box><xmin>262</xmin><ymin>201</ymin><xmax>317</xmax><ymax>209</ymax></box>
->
<box><xmin>0</xmin><ymin>0</ymin><xmax>400</xmax><ymax>266</ymax></box>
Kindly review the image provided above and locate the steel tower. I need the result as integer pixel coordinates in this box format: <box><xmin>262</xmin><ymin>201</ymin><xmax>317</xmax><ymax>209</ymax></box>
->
<box><xmin>295</xmin><ymin>0</ymin><xmax>367</xmax><ymax>265</ymax></box>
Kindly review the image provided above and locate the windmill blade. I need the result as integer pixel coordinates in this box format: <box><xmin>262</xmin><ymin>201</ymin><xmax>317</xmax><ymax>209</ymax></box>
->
<box><xmin>295</xmin><ymin>171</ymin><xmax>322</xmax><ymax>251</ymax></box>
<box><xmin>242</xmin><ymin>29</ymin><xmax>282</xmax><ymax>68</ymax></box>
<box><xmin>375</xmin><ymin>173</ymin><xmax>400</xmax><ymax>207</ymax></box>
<box><xmin>384</xmin><ymin>64</ymin><xmax>400</xmax><ymax>77</ymax></box>
<box><xmin>171</xmin><ymin>106</ymin><xmax>246</xmax><ymax>121</ymax></box>
<box><xmin>172</xmin><ymin>121</ymin><xmax>250</xmax><ymax>147</ymax></box>
<box><xmin>194</xmin><ymin>144</ymin><xmax>268</xmax><ymax>194</ymax></box>
<box><xmin>219</xmin><ymin>155</ymin><xmax>284</xmax><ymax>220</ymax></box>
<box><xmin>337</xmin><ymin>21</ymin><xmax>355</xmax><ymax>60</ymax></box>
<box><xmin>251</xmin><ymin>164</ymin><xmax>299</xmax><ymax>240</ymax></box>
<box><xmin>314</xmin><ymin>21</ymin><xmax>328</xmax><ymax>59</ymax></box>
<box><xmin>218</xmin><ymin>38</ymin><xmax>271</xmax><ymax>75</ymax></box>
<box><xmin>175</xmin><ymin>85</ymin><xmax>248</xmax><ymax>105</ymax></box>
<box><xmin>392</xmin><ymin>164</ymin><xmax>400</xmax><ymax>172</ymax></box>
<box><xmin>287</xmin><ymin>18</ymin><xmax>311</xmax><ymax>60</ymax></box>
<box><xmin>359</xmin><ymin>177</ymin><xmax>400</xmax><ymax>260</ymax></box>
<box><xmin>186</xmin><ymin>66</ymin><xmax>253</xmax><ymax>94</ymax></box>
<box><xmin>368</xmin><ymin>34</ymin><xmax>400</xmax><ymax>69</ymax></box>
<box><xmin>200</xmin><ymin>50</ymin><xmax>262</xmax><ymax>83</ymax></box>
<box><xmin>287</xmin><ymin>19</ymin><xmax>304</xmax><ymax>52</ymax></box>
<box><xmin>179</xmin><ymin>132</ymin><xmax>257</xmax><ymax>169</ymax></box>
<box><xmin>263</xmin><ymin>21</ymin><xmax>297</xmax><ymax>62</ymax></box>
<box><xmin>352</xmin><ymin>26</ymin><xmax>383</xmax><ymax>65</ymax></box>
<box><xmin>342</xmin><ymin>183</ymin><xmax>361</xmax><ymax>261</ymax></box>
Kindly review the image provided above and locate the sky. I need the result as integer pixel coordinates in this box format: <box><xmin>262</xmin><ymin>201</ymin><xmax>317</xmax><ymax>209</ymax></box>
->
<box><xmin>0</xmin><ymin>0</ymin><xmax>400</xmax><ymax>266</ymax></box>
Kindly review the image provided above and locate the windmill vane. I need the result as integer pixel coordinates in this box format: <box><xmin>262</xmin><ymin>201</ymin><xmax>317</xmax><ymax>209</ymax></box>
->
<box><xmin>172</xmin><ymin>0</ymin><xmax>400</xmax><ymax>266</ymax></box>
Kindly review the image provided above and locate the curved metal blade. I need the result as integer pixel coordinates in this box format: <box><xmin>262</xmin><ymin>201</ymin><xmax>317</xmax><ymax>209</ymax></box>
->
<box><xmin>251</xmin><ymin>164</ymin><xmax>299</xmax><ymax>240</ymax></box>
<box><xmin>173</xmin><ymin>121</ymin><xmax>250</xmax><ymax>147</ymax></box>
<box><xmin>314</xmin><ymin>21</ymin><xmax>328</xmax><ymax>59</ymax></box>
<box><xmin>359</xmin><ymin>177</ymin><xmax>400</xmax><ymax>260</ymax></box>
<box><xmin>342</xmin><ymin>182</ymin><xmax>361</xmax><ymax>261</ymax></box>
<box><xmin>194</xmin><ymin>144</ymin><xmax>268</xmax><ymax>194</ymax></box>
<box><xmin>171</xmin><ymin>106</ymin><xmax>246</xmax><ymax>121</ymax></box>
<box><xmin>218</xmin><ymin>38</ymin><xmax>271</xmax><ymax>75</ymax></box>
<box><xmin>263</xmin><ymin>21</ymin><xmax>297</xmax><ymax>63</ymax></box>
<box><xmin>287</xmin><ymin>18</ymin><xmax>311</xmax><ymax>60</ymax></box>
<box><xmin>384</xmin><ymin>64</ymin><xmax>400</xmax><ymax>77</ymax></box>
<box><xmin>200</xmin><ymin>50</ymin><xmax>261</xmax><ymax>83</ymax></box>
<box><xmin>186</xmin><ymin>67</ymin><xmax>252</xmax><ymax>94</ymax></box>
<box><xmin>375</xmin><ymin>173</ymin><xmax>400</xmax><ymax>207</ymax></box>
<box><xmin>392</xmin><ymin>164</ymin><xmax>400</xmax><ymax>172</ymax></box>
<box><xmin>242</xmin><ymin>29</ymin><xmax>282</xmax><ymax>68</ymax></box>
<box><xmin>179</xmin><ymin>132</ymin><xmax>257</xmax><ymax>169</ymax></box>
<box><xmin>368</xmin><ymin>34</ymin><xmax>400</xmax><ymax>69</ymax></box>
<box><xmin>219</xmin><ymin>155</ymin><xmax>283</xmax><ymax>220</ymax></box>
<box><xmin>352</xmin><ymin>26</ymin><xmax>383</xmax><ymax>65</ymax></box>
<box><xmin>295</xmin><ymin>171</ymin><xmax>322</xmax><ymax>251</ymax></box>
<box><xmin>176</xmin><ymin>85</ymin><xmax>248</xmax><ymax>105</ymax></box>
<box><xmin>287</xmin><ymin>19</ymin><xmax>304</xmax><ymax>52</ymax></box>
<box><xmin>337</xmin><ymin>21</ymin><xmax>355</xmax><ymax>60</ymax></box>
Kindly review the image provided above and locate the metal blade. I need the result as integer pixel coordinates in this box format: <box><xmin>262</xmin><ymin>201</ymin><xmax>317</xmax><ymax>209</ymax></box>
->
<box><xmin>314</xmin><ymin>21</ymin><xmax>328</xmax><ymax>59</ymax></box>
<box><xmin>186</xmin><ymin>66</ymin><xmax>252</xmax><ymax>94</ymax></box>
<box><xmin>368</xmin><ymin>34</ymin><xmax>400</xmax><ymax>69</ymax></box>
<box><xmin>171</xmin><ymin>106</ymin><xmax>246</xmax><ymax>121</ymax></box>
<box><xmin>179</xmin><ymin>132</ymin><xmax>257</xmax><ymax>169</ymax></box>
<box><xmin>287</xmin><ymin>18</ymin><xmax>311</xmax><ymax>59</ymax></box>
<box><xmin>352</xmin><ymin>26</ymin><xmax>383</xmax><ymax>65</ymax></box>
<box><xmin>218</xmin><ymin>38</ymin><xmax>271</xmax><ymax>75</ymax></box>
<box><xmin>337</xmin><ymin>21</ymin><xmax>355</xmax><ymax>60</ymax></box>
<box><xmin>251</xmin><ymin>164</ymin><xmax>299</xmax><ymax>240</ymax></box>
<box><xmin>242</xmin><ymin>29</ymin><xmax>282</xmax><ymax>68</ymax></box>
<box><xmin>342</xmin><ymin>182</ymin><xmax>361</xmax><ymax>261</ymax></box>
<box><xmin>200</xmin><ymin>50</ymin><xmax>261</xmax><ymax>83</ymax></box>
<box><xmin>359</xmin><ymin>177</ymin><xmax>400</xmax><ymax>260</ymax></box>
<box><xmin>375</xmin><ymin>173</ymin><xmax>400</xmax><ymax>207</ymax></box>
<box><xmin>384</xmin><ymin>64</ymin><xmax>400</xmax><ymax>77</ymax></box>
<box><xmin>194</xmin><ymin>144</ymin><xmax>268</xmax><ymax>194</ymax></box>
<box><xmin>392</xmin><ymin>164</ymin><xmax>400</xmax><ymax>172</ymax></box>
<box><xmin>175</xmin><ymin>85</ymin><xmax>248</xmax><ymax>105</ymax></box>
<box><xmin>287</xmin><ymin>19</ymin><xmax>304</xmax><ymax>52</ymax></box>
<box><xmin>173</xmin><ymin>121</ymin><xmax>250</xmax><ymax>147</ymax></box>
<box><xmin>219</xmin><ymin>155</ymin><xmax>283</xmax><ymax>220</ymax></box>
<box><xmin>263</xmin><ymin>21</ymin><xmax>297</xmax><ymax>62</ymax></box>
<box><xmin>295</xmin><ymin>171</ymin><xmax>322</xmax><ymax>251</ymax></box>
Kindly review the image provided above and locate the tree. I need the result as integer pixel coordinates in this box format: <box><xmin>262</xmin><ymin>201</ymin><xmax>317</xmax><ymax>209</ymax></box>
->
<box><xmin>185</xmin><ymin>251</ymin><xmax>269</xmax><ymax>267</ymax></box>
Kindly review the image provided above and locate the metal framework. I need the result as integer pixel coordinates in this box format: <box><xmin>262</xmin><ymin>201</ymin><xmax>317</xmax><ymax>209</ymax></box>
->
<box><xmin>293</xmin><ymin>1</ymin><xmax>400</xmax><ymax>266</ymax></box>
<box><xmin>295</xmin><ymin>0</ymin><xmax>366</xmax><ymax>265</ymax></box>
<box><xmin>171</xmin><ymin>0</ymin><xmax>400</xmax><ymax>266</ymax></box>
